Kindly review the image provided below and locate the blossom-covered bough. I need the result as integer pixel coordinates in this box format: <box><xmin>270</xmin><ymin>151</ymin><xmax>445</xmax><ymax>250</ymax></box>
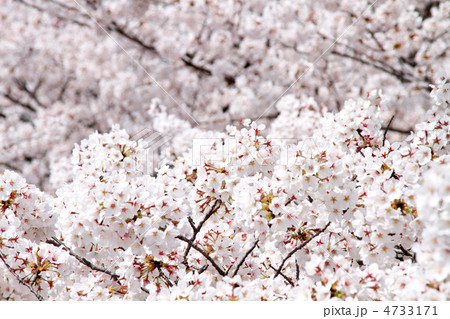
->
<box><xmin>0</xmin><ymin>76</ymin><xmax>449</xmax><ymax>300</ymax></box>
<box><xmin>1</xmin><ymin>0</ymin><xmax>449</xmax><ymax>190</ymax></box>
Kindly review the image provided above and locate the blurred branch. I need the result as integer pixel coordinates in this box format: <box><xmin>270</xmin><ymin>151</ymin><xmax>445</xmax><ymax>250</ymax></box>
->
<box><xmin>1</xmin><ymin>92</ymin><xmax>37</xmax><ymax>112</ymax></box>
<box><xmin>109</xmin><ymin>22</ymin><xmax>213</xmax><ymax>76</ymax></box>
<box><xmin>181</xmin><ymin>55</ymin><xmax>212</xmax><ymax>76</ymax></box>
<box><xmin>366</xmin><ymin>28</ymin><xmax>385</xmax><ymax>52</ymax></box>
<box><xmin>14</xmin><ymin>78</ymin><xmax>47</xmax><ymax>108</ymax></box>
<box><xmin>383</xmin><ymin>115</ymin><xmax>395</xmax><ymax>146</ymax></box>
<box><xmin>108</xmin><ymin>22</ymin><xmax>160</xmax><ymax>56</ymax></box>
<box><xmin>0</xmin><ymin>162</ymin><xmax>22</xmax><ymax>172</ymax></box>
<box><xmin>381</xmin><ymin>125</ymin><xmax>412</xmax><ymax>135</ymax></box>
<box><xmin>331</xmin><ymin>50</ymin><xmax>413</xmax><ymax>84</ymax></box>
<box><xmin>15</xmin><ymin>0</ymin><xmax>89</xmax><ymax>27</ymax></box>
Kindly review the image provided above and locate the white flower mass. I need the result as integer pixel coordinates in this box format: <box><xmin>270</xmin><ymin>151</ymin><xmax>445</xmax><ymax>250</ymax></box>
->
<box><xmin>0</xmin><ymin>0</ymin><xmax>449</xmax><ymax>301</ymax></box>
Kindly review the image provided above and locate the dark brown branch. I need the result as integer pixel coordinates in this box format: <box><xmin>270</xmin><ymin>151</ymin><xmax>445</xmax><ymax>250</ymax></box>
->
<box><xmin>274</xmin><ymin>222</ymin><xmax>331</xmax><ymax>279</ymax></box>
<box><xmin>195</xmin><ymin>200</ymin><xmax>222</xmax><ymax>233</ymax></box>
<box><xmin>383</xmin><ymin>115</ymin><xmax>395</xmax><ymax>146</ymax></box>
<box><xmin>0</xmin><ymin>253</ymin><xmax>44</xmax><ymax>301</ymax></box>
<box><xmin>182</xmin><ymin>200</ymin><xmax>222</xmax><ymax>264</ymax></box>
<box><xmin>269</xmin><ymin>264</ymin><xmax>294</xmax><ymax>286</ymax></box>
<box><xmin>180</xmin><ymin>55</ymin><xmax>212</xmax><ymax>76</ymax></box>
<box><xmin>56</xmin><ymin>77</ymin><xmax>72</xmax><ymax>102</ymax></box>
<box><xmin>285</xmin><ymin>196</ymin><xmax>296</xmax><ymax>207</ymax></box>
<box><xmin>46</xmin><ymin>237</ymin><xmax>120</xmax><ymax>282</ymax></box>
<box><xmin>380</xmin><ymin>126</ymin><xmax>412</xmax><ymax>135</ymax></box>
<box><xmin>175</xmin><ymin>235</ymin><xmax>227</xmax><ymax>276</ymax></box>
<box><xmin>156</xmin><ymin>268</ymin><xmax>173</xmax><ymax>287</ymax></box>
<box><xmin>230</xmin><ymin>239</ymin><xmax>259</xmax><ymax>277</ymax></box>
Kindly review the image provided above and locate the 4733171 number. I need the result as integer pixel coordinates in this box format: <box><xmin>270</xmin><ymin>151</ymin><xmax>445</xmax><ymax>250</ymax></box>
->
<box><xmin>384</xmin><ymin>306</ymin><xmax>438</xmax><ymax>316</ymax></box>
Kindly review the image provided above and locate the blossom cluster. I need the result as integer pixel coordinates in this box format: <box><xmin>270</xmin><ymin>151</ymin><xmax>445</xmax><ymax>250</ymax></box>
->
<box><xmin>0</xmin><ymin>78</ymin><xmax>448</xmax><ymax>300</ymax></box>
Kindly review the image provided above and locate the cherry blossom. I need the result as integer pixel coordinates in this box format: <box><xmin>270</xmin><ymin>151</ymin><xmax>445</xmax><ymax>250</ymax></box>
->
<box><xmin>0</xmin><ymin>0</ymin><xmax>449</xmax><ymax>301</ymax></box>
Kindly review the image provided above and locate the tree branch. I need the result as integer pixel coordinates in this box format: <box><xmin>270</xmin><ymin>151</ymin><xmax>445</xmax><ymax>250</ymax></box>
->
<box><xmin>109</xmin><ymin>22</ymin><xmax>160</xmax><ymax>56</ymax></box>
<box><xmin>2</xmin><ymin>92</ymin><xmax>37</xmax><ymax>112</ymax></box>
<box><xmin>366</xmin><ymin>28</ymin><xmax>385</xmax><ymax>52</ymax></box>
<box><xmin>109</xmin><ymin>22</ymin><xmax>213</xmax><ymax>76</ymax></box>
<box><xmin>0</xmin><ymin>162</ymin><xmax>22</xmax><ymax>173</ymax></box>
<box><xmin>180</xmin><ymin>55</ymin><xmax>212</xmax><ymax>76</ymax></box>
<box><xmin>181</xmin><ymin>199</ymin><xmax>222</xmax><ymax>265</ymax></box>
<box><xmin>14</xmin><ymin>78</ymin><xmax>47</xmax><ymax>108</ymax></box>
<box><xmin>380</xmin><ymin>125</ymin><xmax>412</xmax><ymax>135</ymax></box>
<box><xmin>383</xmin><ymin>115</ymin><xmax>395</xmax><ymax>146</ymax></box>
<box><xmin>175</xmin><ymin>235</ymin><xmax>227</xmax><ymax>276</ymax></box>
<box><xmin>16</xmin><ymin>0</ymin><xmax>89</xmax><ymax>27</ymax></box>
<box><xmin>0</xmin><ymin>252</ymin><xmax>44</xmax><ymax>301</ymax></box>
<box><xmin>274</xmin><ymin>222</ymin><xmax>331</xmax><ymax>279</ymax></box>
<box><xmin>331</xmin><ymin>50</ymin><xmax>413</xmax><ymax>84</ymax></box>
<box><xmin>269</xmin><ymin>264</ymin><xmax>294</xmax><ymax>286</ymax></box>
<box><xmin>230</xmin><ymin>238</ymin><xmax>259</xmax><ymax>277</ymax></box>
<box><xmin>46</xmin><ymin>237</ymin><xmax>120</xmax><ymax>282</ymax></box>
<box><xmin>56</xmin><ymin>76</ymin><xmax>72</xmax><ymax>102</ymax></box>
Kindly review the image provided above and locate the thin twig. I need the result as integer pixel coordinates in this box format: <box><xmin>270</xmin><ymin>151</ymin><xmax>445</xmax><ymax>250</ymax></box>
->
<box><xmin>274</xmin><ymin>222</ymin><xmax>331</xmax><ymax>279</ymax></box>
<box><xmin>366</xmin><ymin>28</ymin><xmax>385</xmax><ymax>52</ymax></box>
<box><xmin>381</xmin><ymin>125</ymin><xmax>412</xmax><ymax>135</ymax></box>
<box><xmin>383</xmin><ymin>115</ymin><xmax>395</xmax><ymax>146</ymax></box>
<box><xmin>180</xmin><ymin>55</ymin><xmax>212</xmax><ymax>76</ymax></box>
<box><xmin>14</xmin><ymin>78</ymin><xmax>47</xmax><ymax>108</ymax></box>
<box><xmin>0</xmin><ymin>162</ymin><xmax>22</xmax><ymax>172</ymax></box>
<box><xmin>110</xmin><ymin>22</ymin><xmax>213</xmax><ymax>76</ymax></box>
<box><xmin>16</xmin><ymin>0</ymin><xmax>89</xmax><ymax>27</ymax></box>
<box><xmin>158</xmin><ymin>269</ymin><xmax>173</xmax><ymax>287</ymax></box>
<box><xmin>2</xmin><ymin>92</ymin><xmax>36</xmax><ymax>112</ymax></box>
<box><xmin>331</xmin><ymin>50</ymin><xmax>413</xmax><ymax>84</ymax></box>
<box><xmin>269</xmin><ymin>264</ymin><xmax>294</xmax><ymax>286</ymax></box>
<box><xmin>175</xmin><ymin>235</ymin><xmax>227</xmax><ymax>276</ymax></box>
<box><xmin>46</xmin><ymin>237</ymin><xmax>120</xmax><ymax>282</ymax></box>
<box><xmin>0</xmin><ymin>253</ymin><xmax>44</xmax><ymax>301</ymax></box>
<box><xmin>56</xmin><ymin>76</ymin><xmax>72</xmax><ymax>102</ymax></box>
<box><xmin>109</xmin><ymin>22</ymin><xmax>160</xmax><ymax>56</ymax></box>
<box><xmin>181</xmin><ymin>200</ymin><xmax>222</xmax><ymax>264</ymax></box>
<box><xmin>230</xmin><ymin>239</ymin><xmax>259</xmax><ymax>277</ymax></box>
